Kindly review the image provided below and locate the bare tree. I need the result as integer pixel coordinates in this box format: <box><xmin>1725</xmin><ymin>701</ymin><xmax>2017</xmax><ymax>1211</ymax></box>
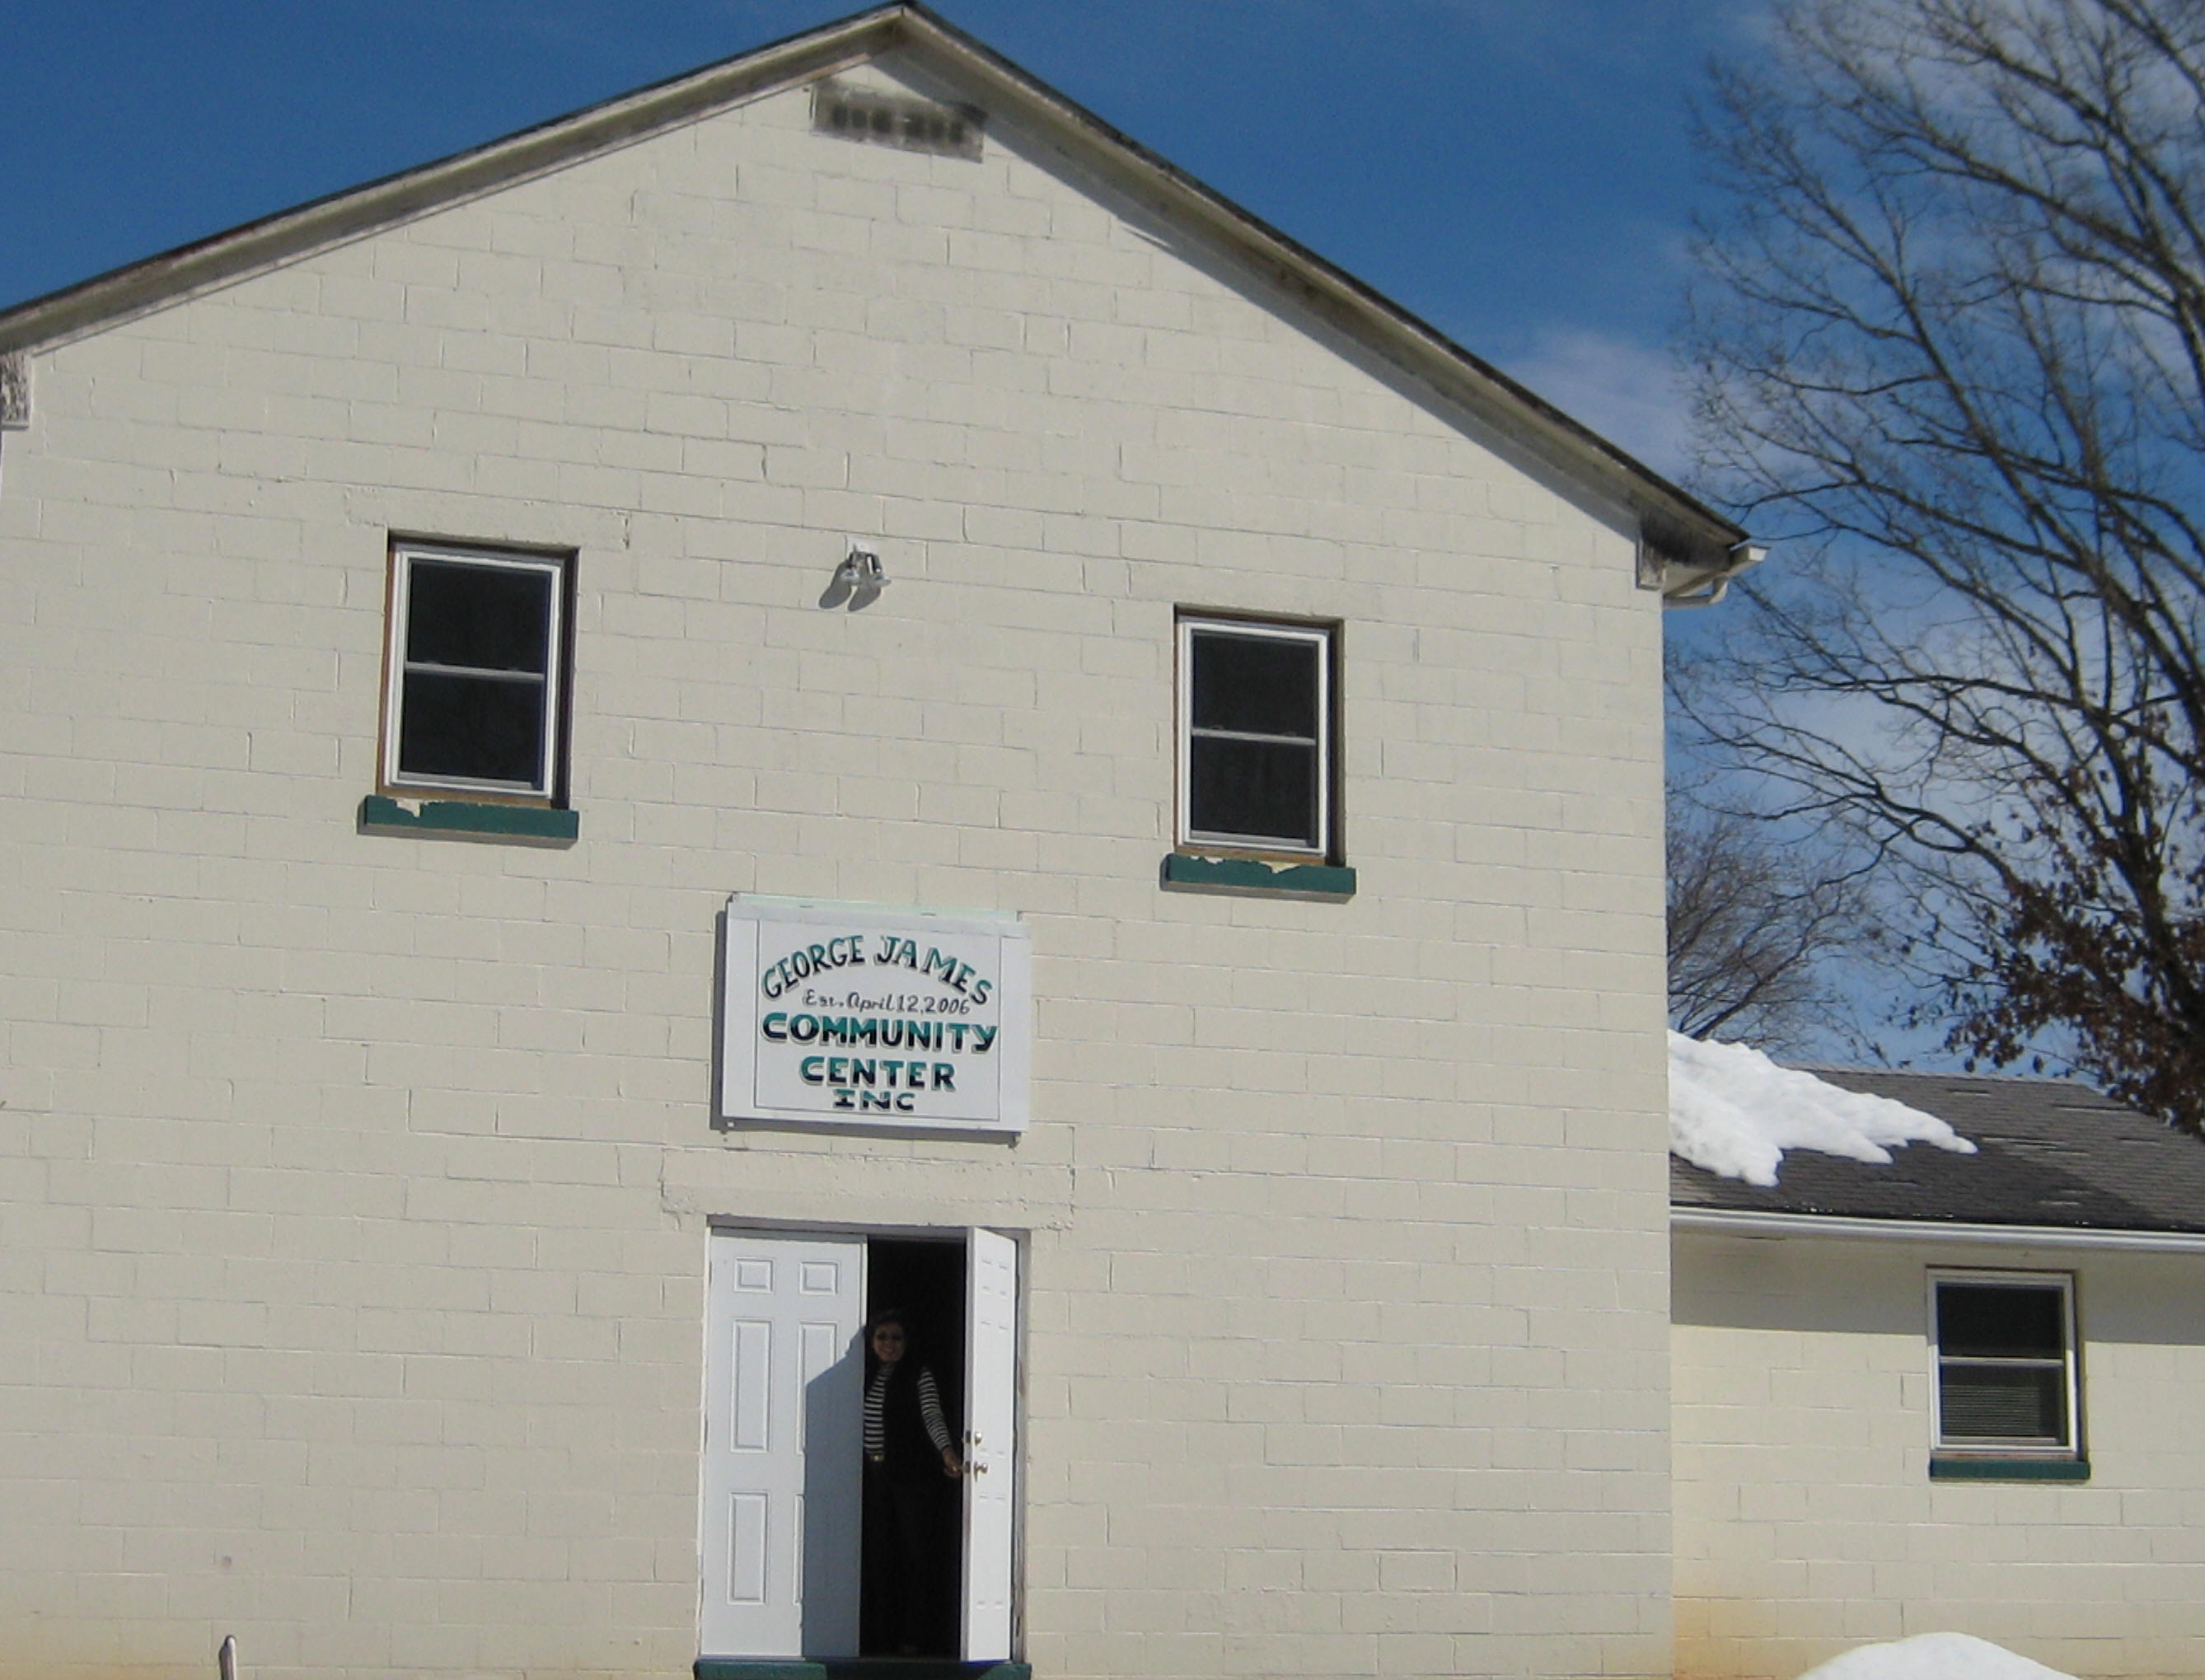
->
<box><xmin>1680</xmin><ymin>0</ymin><xmax>2205</xmax><ymax>1130</ymax></box>
<box><xmin>1667</xmin><ymin>804</ymin><xmax>1869</xmax><ymax>1052</ymax></box>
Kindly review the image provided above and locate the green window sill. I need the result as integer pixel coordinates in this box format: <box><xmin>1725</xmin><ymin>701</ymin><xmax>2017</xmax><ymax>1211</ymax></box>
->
<box><xmin>1162</xmin><ymin>852</ymin><xmax>1355</xmax><ymax>899</ymax></box>
<box><xmin>358</xmin><ymin>794</ymin><xmax>578</xmax><ymax>845</ymax></box>
<box><xmin>695</xmin><ymin>1663</ymin><xmax>1031</xmax><ymax>1680</ymax></box>
<box><xmin>1931</xmin><ymin>1457</ymin><xmax>2090</xmax><ymax>1482</ymax></box>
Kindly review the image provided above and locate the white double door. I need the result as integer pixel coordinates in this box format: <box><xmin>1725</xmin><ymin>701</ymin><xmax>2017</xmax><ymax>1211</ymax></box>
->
<box><xmin>700</xmin><ymin>1228</ymin><xmax>1018</xmax><ymax>1662</ymax></box>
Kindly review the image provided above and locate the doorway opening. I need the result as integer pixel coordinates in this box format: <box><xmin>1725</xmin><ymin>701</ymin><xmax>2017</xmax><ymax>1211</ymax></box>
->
<box><xmin>861</xmin><ymin>1237</ymin><xmax>967</xmax><ymax>1657</ymax></box>
<box><xmin>699</xmin><ymin>1226</ymin><xmax>1017</xmax><ymax>1664</ymax></box>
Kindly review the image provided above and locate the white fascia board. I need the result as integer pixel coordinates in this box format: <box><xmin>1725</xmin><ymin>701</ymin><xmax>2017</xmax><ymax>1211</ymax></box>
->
<box><xmin>0</xmin><ymin>4</ymin><xmax>1744</xmax><ymax>575</ymax></box>
<box><xmin>906</xmin><ymin>16</ymin><xmax>1743</xmax><ymax>570</ymax></box>
<box><xmin>1672</xmin><ymin>1205</ymin><xmax>2205</xmax><ymax>1255</ymax></box>
<box><xmin>0</xmin><ymin>9</ymin><xmax>900</xmax><ymax>357</ymax></box>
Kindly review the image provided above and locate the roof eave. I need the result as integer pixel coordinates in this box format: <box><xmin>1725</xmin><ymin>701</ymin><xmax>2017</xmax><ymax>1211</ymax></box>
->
<box><xmin>0</xmin><ymin>5</ymin><xmax>905</xmax><ymax>360</ymax></box>
<box><xmin>890</xmin><ymin>7</ymin><xmax>1744</xmax><ymax>575</ymax></box>
<box><xmin>0</xmin><ymin>1</ymin><xmax>1745</xmax><ymax>573</ymax></box>
<box><xmin>1672</xmin><ymin>1204</ymin><xmax>2205</xmax><ymax>1254</ymax></box>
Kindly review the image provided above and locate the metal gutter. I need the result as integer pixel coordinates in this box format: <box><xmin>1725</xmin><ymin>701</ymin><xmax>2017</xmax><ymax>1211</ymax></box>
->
<box><xmin>1662</xmin><ymin>541</ymin><xmax>1766</xmax><ymax>609</ymax></box>
<box><xmin>1672</xmin><ymin>1205</ymin><xmax>2205</xmax><ymax>1254</ymax></box>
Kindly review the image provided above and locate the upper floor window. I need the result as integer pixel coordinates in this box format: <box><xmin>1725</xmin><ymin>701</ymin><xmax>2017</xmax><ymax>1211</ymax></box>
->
<box><xmin>1177</xmin><ymin>613</ymin><xmax>1337</xmax><ymax>859</ymax></box>
<box><xmin>382</xmin><ymin>540</ymin><xmax>572</xmax><ymax>803</ymax></box>
<box><xmin>1931</xmin><ymin>1272</ymin><xmax>2079</xmax><ymax>1457</ymax></box>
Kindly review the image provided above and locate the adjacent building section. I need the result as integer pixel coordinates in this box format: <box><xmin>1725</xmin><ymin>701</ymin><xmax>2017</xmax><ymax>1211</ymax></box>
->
<box><xmin>1674</xmin><ymin>1070</ymin><xmax>2205</xmax><ymax>1680</ymax></box>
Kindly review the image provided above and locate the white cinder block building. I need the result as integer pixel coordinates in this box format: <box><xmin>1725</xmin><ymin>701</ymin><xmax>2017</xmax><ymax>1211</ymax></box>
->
<box><xmin>1673</xmin><ymin>1069</ymin><xmax>2205</xmax><ymax>1680</ymax></box>
<box><xmin>0</xmin><ymin>7</ymin><xmax>1753</xmax><ymax>1680</ymax></box>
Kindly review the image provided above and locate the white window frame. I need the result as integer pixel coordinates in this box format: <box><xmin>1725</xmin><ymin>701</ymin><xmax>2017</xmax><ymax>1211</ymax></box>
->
<box><xmin>1928</xmin><ymin>1269</ymin><xmax>2081</xmax><ymax>1458</ymax></box>
<box><xmin>1175</xmin><ymin>613</ymin><xmax>1336</xmax><ymax>859</ymax></box>
<box><xmin>382</xmin><ymin>540</ymin><xmax>569</xmax><ymax>802</ymax></box>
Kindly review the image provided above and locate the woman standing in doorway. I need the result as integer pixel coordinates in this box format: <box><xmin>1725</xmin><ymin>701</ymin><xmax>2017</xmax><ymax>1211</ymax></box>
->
<box><xmin>860</xmin><ymin>1308</ymin><xmax>962</xmax><ymax>1654</ymax></box>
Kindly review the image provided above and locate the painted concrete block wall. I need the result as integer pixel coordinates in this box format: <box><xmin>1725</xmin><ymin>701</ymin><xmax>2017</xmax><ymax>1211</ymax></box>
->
<box><xmin>1674</xmin><ymin>1232</ymin><xmax>2205</xmax><ymax>1680</ymax></box>
<box><xmin>0</xmin><ymin>50</ymin><xmax>1671</xmax><ymax>1680</ymax></box>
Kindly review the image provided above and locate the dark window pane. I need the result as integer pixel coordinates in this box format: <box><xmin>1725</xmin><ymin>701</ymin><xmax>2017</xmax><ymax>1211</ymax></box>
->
<box><xmin>405</xmin><ymin>560</ymin><xmax>553</xmax><ymax>675</ymax></box>
<box><xmin>1191</xmin><ymin>630</ymin><xmax>1319</xmax><ymax>739</ymax></box>
<box><xmin>1940</xmin><ymin>1366</ymin><xmax>2066</xmax><ymax>1443</ymax></box>
<box><xmin>1189</xmin><ymin>736</ymin><xmax>1319</xmax><ymax>847</ymax></box>
<box><xmin>399</xmin><ymin>672</ymin><xmax>547</xmax><ymax>788</ymax></box>
<box><xmin>1939</xmin><ymin>1286</ymin><xmax>2064</xmax><ymax>1359</ymax></box>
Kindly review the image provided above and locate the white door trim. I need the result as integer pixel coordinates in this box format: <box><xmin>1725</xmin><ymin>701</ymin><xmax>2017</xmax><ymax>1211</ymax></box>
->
<box><xmin>962</xmin><ymin>1228</ymin><xmax>1019</xmax><ymax>1660</ymax></box>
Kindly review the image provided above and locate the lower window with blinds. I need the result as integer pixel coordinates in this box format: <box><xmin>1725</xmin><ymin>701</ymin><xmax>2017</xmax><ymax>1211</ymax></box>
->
<box><xmin>1929</xmin><ymin>1271</ymin><xmax>2086</xmax><ymax>1479</ymax></box>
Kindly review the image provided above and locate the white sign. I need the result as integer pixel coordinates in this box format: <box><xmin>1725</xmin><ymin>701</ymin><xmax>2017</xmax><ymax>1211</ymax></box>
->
<box><xmin>719</xmin><ymin>898</ymin><xmax>1032</xmax><ymax>1134</ymax></box>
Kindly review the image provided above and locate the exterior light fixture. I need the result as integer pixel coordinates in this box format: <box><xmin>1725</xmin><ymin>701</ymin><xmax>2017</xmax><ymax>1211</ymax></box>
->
<box><xmin>818</xmin><ymin>545</ymin><xmax>892</xmax><ymax>611</ymax></box>
<box><xmin>834</xmin><ymin>547</ymin><xmax>889</xmax><ymax>591</ymax></box>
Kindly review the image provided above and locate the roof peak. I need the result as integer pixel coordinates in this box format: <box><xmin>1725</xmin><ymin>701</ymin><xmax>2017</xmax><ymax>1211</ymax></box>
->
<box><xmin>0</xmin><ymin>2</ymin><xmax>1744</xmax><ymax>580</ymax></box>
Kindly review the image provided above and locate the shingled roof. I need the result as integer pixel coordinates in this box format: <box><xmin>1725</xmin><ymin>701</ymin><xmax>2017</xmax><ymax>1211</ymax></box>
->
<box><xmin>1670</xmin><ymin>1069</ymin><xmax>2205</xmax><ymax>1236</ymax></box>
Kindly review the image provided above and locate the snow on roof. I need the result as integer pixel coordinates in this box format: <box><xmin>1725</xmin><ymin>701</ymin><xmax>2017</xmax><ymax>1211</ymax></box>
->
<box><xmin>1796</xmin><ymin>1632</ymin><xmax>2075</xmax><ymax>1680</ymax></box>
<box><xmin>1669</xmin><ymin>1031</ymin><xmax>1977</xmax><ymax>1186</ymax></box>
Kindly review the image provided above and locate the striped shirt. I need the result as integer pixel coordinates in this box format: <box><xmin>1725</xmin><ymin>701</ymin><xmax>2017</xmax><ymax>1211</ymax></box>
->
<box><xmin>864</xmin><ymin>1361</ymin><xmax>953</xmax><ymax>1458</ymax></box>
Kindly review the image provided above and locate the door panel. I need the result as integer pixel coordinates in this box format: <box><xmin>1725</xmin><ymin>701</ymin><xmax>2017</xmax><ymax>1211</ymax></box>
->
<box><xmin>962</xmin><ymin>1228</ymin><xmax>1018</xmax><ymax>1660</ymax></box>
<box><xmin>702</xmin><ymin>1233</ymin><xmax>864</xmax><ymax>1658</ymax></box>
<box><xmin>728</xmin><ymin>1494</ymin><xmax>768</xmax><ymax>1603</ymax></box>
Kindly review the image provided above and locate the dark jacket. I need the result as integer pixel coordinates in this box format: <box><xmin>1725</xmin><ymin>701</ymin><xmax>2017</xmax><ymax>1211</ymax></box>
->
<box><xmin>868</xmin><ymin>1358</ymin><xmax>944</xmax><ymax>1484</ymax></box>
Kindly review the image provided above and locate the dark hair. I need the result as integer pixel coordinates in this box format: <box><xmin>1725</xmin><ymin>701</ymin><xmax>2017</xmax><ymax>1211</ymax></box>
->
<box><xmin>867</xmin><ymin>1308</ymin><xmax>911</xmax><ymax>1341</ymax></box>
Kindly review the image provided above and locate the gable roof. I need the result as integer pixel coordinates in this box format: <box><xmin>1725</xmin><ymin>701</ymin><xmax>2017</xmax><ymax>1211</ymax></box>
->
<box><xmin>1671</xmin><ymin>1068</ymin><xmax>2205</xmax><ymax>1238</ymax></box>
<box><xmin>0</xmin><ymin>3</ymin><xmax>1749</xmax><ymax>591</ymax></box>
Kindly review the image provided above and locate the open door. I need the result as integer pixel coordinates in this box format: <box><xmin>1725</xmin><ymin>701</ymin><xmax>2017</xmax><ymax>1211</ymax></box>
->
<box><xmin>701</xmin><ymin>1233</ymin><xmax>865</xmax><ymax>1659</ymax></box>
<box><xmin>961</xmin><ymin>1228</ymin><xmax>1018</xmax><ymax>1660</ymax></box>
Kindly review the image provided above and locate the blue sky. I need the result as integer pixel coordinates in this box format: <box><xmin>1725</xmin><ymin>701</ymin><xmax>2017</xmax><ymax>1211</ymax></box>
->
<box><xmin>13</xmin><ymin>2</ymin><xmax>1926</xmax><ymax>1051</ymax></box>
<box><xmin>1</xmin><ymin>0</ymin><xmax>1763</xmax><ymax>474</ymax></box>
